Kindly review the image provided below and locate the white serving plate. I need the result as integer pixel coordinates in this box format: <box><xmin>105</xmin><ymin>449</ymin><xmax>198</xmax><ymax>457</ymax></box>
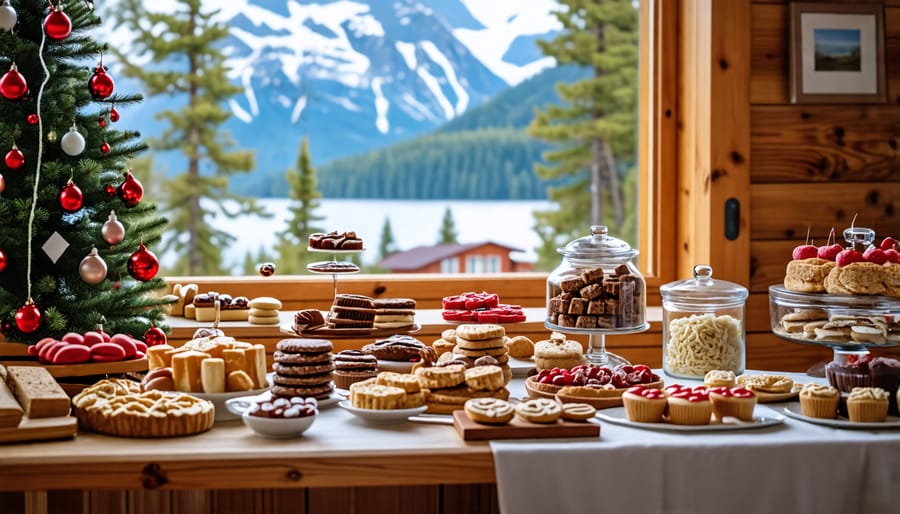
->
<box><xmin>596</xmin><ymin>406</ymin><xmax>785</xmax><ymax>432</ymax></box>
<box><xmin>782</xmin><ymin>403</ymin><xmax>900</xmax><ymax>429</ymax></box>
<box><xmin>338</xmin><ymin>401</ymin><xmax>427</xmax><ymax>423</ymax></box>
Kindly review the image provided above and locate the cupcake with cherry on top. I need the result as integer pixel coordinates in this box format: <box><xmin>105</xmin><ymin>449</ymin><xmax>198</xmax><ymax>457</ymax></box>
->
<box><xmin>622</xmin><ymin>385</ymin><xmax>668</xmax><ymax>422</ymax></box>
<box><xmin>708</xmin><ymin>386</ymin><xmax>757</xmax><ymax>421</ymax></box>
<box><xmin>665</xmin><ymin>384</ymin><xmax>712</xmax><ymax>425</ymax></box>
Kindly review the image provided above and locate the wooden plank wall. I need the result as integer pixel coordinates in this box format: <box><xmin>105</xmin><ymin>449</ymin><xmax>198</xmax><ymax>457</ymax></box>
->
<box><xmin>746</xmin><ymin>0</ymin><xmax>900</xmax><ymax>368</ymax></box>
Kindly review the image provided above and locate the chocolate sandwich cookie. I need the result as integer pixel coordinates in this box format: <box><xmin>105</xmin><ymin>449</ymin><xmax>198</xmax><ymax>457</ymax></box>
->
<box><xmin>271</xmin><ymin>383</ymin><xmax>334</xmax><ymax>400</ymax></box>
<box><xmin>333</xmin><ymin>350</ymin><xmax>378</xmax><ymax>370</ymax></box>
<box><xmin>333</xmin><ymin>294</ymin><xmax>375</xmax><ymax>309</ymax></box>
<box><xmin>373</xmin><ymin>298</ymin><xmax>417</xmax><ymax>310</ymax></box>
<box><xmin>273</xmin><ymin>372</ymin><xmax>333</xmax><ymax>387</ymax></box>
<box><xmin>274</xmin><ymin>351</ymin><xmax>332</xmax><ymax>365</ymax></box>
<box><xmin>276</xmin><ymin>339</ymin><xmax>333</xmax><ymax>354</ymax></box>
<box><xmin>329</xmin><ymin>305</ymin><xmax>376</xmax><ymax>321</ymax></box>
<box><xmin>273</xmin><ymin>361</ymin><xmax>335</xmax><ymax>376</ymax></box>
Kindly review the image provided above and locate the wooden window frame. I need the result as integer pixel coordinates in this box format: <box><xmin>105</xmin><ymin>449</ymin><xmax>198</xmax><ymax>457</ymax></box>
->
<box><xmin>164</xmin><ymin>1</ymin><xmax>678</xmax><ymax>310</ymax></box>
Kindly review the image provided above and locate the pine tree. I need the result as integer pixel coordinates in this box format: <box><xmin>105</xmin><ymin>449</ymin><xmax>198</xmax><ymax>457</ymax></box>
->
<box><xmin>111</xmin><ymin>0</ymin><xmax>267</xmax><ymax>276</ymax></box>
<box><xmin>273</xmin><ymin>137</ymin><xmax>324</xmax><ymax>274</ymax></box>
<box><xmin>378</xmin><ymin>217</ymin><xmax>397</xmax><ymax>259</ymax></box>
<box><xmin>0</xmin><ymin>0</ymin><xmax>169</xmax><ymax>344</ymax></box>
<box><xmin>528</xmin><ymin>0</ymin><xmax>639</xmax><ymax>270</ymax></box>
<box><xmin>438</xmin><ymin>207</ymin><xmax>458</xmax><ymax>244</ymax></box>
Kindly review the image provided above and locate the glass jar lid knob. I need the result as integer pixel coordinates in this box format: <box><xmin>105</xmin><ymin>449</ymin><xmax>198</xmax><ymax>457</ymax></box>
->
<box><xmin>693</xmin><ymin>264</ymin><xmax>713</xmax><ymax>283</ymax></box>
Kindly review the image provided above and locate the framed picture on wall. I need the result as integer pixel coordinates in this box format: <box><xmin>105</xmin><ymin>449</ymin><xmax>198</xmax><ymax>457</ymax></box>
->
<box><xmin>789</xmin><ymin>2</ymin><xmax>886</xmax><ymax>103</ymax></box>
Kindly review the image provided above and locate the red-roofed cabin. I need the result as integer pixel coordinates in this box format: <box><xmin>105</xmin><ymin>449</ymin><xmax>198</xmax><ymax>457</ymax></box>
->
<box><xmin>377</xmin><ymin>242</ymin><xmax>534</xmax><ymax>273</ymax></box>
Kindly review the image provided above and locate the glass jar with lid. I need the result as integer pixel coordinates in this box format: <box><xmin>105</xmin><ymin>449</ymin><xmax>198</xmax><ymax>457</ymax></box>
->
<box><xmin>660</xmin><ymin>265</ymin><xmax>748</xmax><ymax>379</ymax></box>
<box><xmin>546</xmin><ymin>225</ymin><xmax>647</xmax><ymax>332</ymax></box>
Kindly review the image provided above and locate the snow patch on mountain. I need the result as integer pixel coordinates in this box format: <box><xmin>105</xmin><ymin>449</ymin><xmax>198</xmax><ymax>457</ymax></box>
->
<box><xmin>454</xmin><ymin>0</ymin><xmax>560</xmax><ymax>85</ymax></box>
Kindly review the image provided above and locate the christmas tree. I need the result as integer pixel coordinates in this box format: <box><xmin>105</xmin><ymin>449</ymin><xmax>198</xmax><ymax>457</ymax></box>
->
<box><xmin>0</xmin><ymin>0</ymin><xmax>169</xmax><ymax>345</ymax></box>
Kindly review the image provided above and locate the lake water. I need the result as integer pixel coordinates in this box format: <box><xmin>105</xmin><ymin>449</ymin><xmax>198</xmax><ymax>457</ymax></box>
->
<box><xmin>188</xmin><ymin>198</ymin><xmax>554</xmax><ymax>272</ymax></box>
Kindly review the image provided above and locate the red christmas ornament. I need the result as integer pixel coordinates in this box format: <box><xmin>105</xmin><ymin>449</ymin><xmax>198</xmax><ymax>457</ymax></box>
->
<box><xmin>100</xmin><ymin>142</ymin><xmax>110</xmax><ymax>153</ymax></box>
<box><xmin>109</xmin><ymin>106</ymin><xmax>120</xmax><ymax>122</ymax></box>
<box><xmin>128</xmin><ymin>243</ymin><xmax>159</xmax><ymax>281</ymax></box>
<box><xmin>98</xmin><ymin>115</ymin><xmax>107</xmax><ymax>127</ymax></box>
<box><xmin>43</xmin><ymin>7</ymin><xmax>71</xmax><ymax>40</ymax></box>
<box><xmin>15</xmin><ymin>302</ymin><xmax>41</xmax><ymax>333</ymax></box>
<box><xmin>144</xmin><ymin>325</ymin><xmax>167</xmax><ymax>346</ymax></box>
<box><xmin>105</xmin><ymin>184</ymin><xmax>117</xmax><ymax>196</ymax></box>
<box><xmin>0</xmin><ymin>248</ymin><xmax>6</xmax><ymax>272</ymax></box>
<box><xmin>59</xmin><ymin>179</ymin><xmax>83</xmax><ymax>212</ymax></box>
<box><xmin>88</xmin><ymin>65</ymin><xmax>114</xmax><ymax>99</ymax></box>
<box><xmin>4</xmin><ymin>146</ymin><xmax>24</xmax><ymax>169</ymax></box>
<box><xmin>118</xmin><ymin>171</ymin><xmax>143</xmax><ymax>206</ymax></box>
<box><xmin>0</xmin><ymin>63</ymin><xmax>28</xmax><ymax>100</ymax></box>
<box><xmin>27</xmin><ymin>113</ymin><xmax>38</xmax><ymax>125</ymax></box>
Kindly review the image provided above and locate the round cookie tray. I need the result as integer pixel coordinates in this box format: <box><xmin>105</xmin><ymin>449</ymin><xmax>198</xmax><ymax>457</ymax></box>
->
<box><xmin>768</xmin><ymin>285</ymin><xmax>900</xmax><ymax>350</ymax></box>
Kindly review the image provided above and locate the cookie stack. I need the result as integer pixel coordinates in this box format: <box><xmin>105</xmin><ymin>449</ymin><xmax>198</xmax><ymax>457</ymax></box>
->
<box><xmin>248</xmin><ymin>297</ymin><xmax>282</xmax><ymax>325</ymax></box>
<box><xmin>372</xmin><ymin>298</ymin><xmax>416</xmax><ymax>329</ymax></box>
<box><xmin>416</xmin><ymin>363</ymin><xmax>509</xmax><ymax>414</ymax></box>
<box><xmin>332</xmin><ymin>350</ymin><xmax>378</xmax><ymax>389</ymax></box>
<box><xmin>452</xmin><ymin>324</ymin><xmax>512</xmax><ymax>384</ymax></box>
<box><xmin>327</xmin><ymin>294</ymin><xmax>375</xmax><ymax>329</ymax></box>
<box><xmin>271</xmin><ymin>339</ymin><xmax>335</xmax><ymax>400</ymax></box>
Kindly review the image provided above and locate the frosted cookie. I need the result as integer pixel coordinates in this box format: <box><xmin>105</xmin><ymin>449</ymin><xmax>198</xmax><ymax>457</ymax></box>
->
<box><xmin>703</xmin><ymin>370</ymin><xmax>736</xmax><ymax>388</ymax></box>
<box><xmin>560</xmin><ymin>402</ymin><xmax>597</xmax><ymax>421</ymax></box>
<box><xmin>514</xmin><ymin>398</ymin><xmax>562</xmax><ymax>424</ymax></box>
<box><xmin>464</xmin><ymin>398</ymin><xmax>515</xmax><ymax>425</ymax></box>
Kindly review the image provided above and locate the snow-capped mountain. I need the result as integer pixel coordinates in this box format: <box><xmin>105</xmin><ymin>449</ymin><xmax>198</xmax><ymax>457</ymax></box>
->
<box><xmin>102</xmin><ymin>0</ymin><xmax>561</xmax><ymax>185</ymax></box>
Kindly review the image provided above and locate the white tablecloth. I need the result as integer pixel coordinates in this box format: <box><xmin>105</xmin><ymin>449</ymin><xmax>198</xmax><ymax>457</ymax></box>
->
<box><xmin>492</xmin><ymin>371</ymin><xmax>900</xmax><ymax>514</ymax></box>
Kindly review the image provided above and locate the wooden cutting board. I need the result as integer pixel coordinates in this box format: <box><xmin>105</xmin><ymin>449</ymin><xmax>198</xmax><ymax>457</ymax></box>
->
<box><xmin>0</xmin><ymin>415</ymin><xmax>77</xmax><ymax>444</ymax></box>
<box><xmin>0</xmin><ymin>357</ymin><xmax>148</xmax><ymax>378</ymax></box>
<box><xmin>452</xmin><ymin>410</ymin><xmax>600</xmax><ymax>441</ymax></box>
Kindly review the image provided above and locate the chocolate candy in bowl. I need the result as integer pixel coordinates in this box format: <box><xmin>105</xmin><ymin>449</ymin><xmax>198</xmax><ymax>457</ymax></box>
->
<box><xmin>226</xmin><ymin>395</ymin><xmax>318</xmax><ymax>438</ymax></box>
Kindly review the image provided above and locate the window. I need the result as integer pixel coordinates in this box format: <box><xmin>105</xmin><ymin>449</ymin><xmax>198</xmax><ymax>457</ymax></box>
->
<box><xmin>162</xmin><ymin>0</ymin><xmax>675</xmax><ymax>308</ymax></box>
<box><xmin>440</xmin><ymin>258</ymin><xmax>460</xmax><ymax>274</ymax></box>
<box><xmin>466</xmin><ymin>256</ymin><xmax>484</xmax><ymax>274</ymax></box>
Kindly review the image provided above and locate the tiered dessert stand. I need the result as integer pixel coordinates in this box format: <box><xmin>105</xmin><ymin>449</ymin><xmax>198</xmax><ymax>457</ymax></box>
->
<box><xmin>306</xmin><ymin>247</ymin><xmax>363</xmax><ymax>301</ymax></box>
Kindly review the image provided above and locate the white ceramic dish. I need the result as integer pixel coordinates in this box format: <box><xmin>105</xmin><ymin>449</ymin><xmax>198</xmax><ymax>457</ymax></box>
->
<box><xmin>225</xmin><ymin>396</ymin><xmax>317</xmax><ymax>438</ymax></box>
<box><xmin>782</xmin><ymin>403</ymin><xmax>900</xmax><ymax>429</ymax></box>
<box><xmin>596</xmin><ymin>406</ymin><xmax>785</xmax><ymax>432</ymax></box>
<box><xmin>189</xmin><ymin>387</ymin><xmax>269</xmax><ymax>422</ymax></box>
<box><xmin>338</xmin><ymin>401</ymin><xmax>427</xmax><ymax>423</ymax></box>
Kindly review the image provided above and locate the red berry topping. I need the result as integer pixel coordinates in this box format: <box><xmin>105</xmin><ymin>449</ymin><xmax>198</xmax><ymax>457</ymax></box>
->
<box><xmin>730</xmin><ymin>387</ymin><xmax>755</xmax><ymax>399</ymax></box>
<box><xmin>835</xmin><ymin>248</ymin><xmax>864</xmax><ymax>267</ymax></box>
<box><xmin>863</xmin><ymin>248</ymin><xmax>888</xmax><ymax>265</ymax></box>
<box><xmin>817</xmin><ymin>243</ymin><xmax>843</xmax><ymax>261</ymax></box>
<box><xmin>792</xmin><ymin>244</ymin><xmax>818</xmax><ymax>260</ymax></box>
<box><xmin>880</xmin><ymin>237</ymin><xmax>897</xmax><ymax>251</ymax></box>
<box><xmin>884</xmin><ymin>249</ymin><xmax>900</xmax><ymax>264</ymax></box>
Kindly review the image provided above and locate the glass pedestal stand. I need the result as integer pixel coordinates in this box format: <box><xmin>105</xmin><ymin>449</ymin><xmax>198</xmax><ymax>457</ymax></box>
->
<box><xmin>546</xmin><ymin>321</ymin><xmax>651</xmax><ymax>367</ymax></box>
<box><xmin>306</xmin><ymin>248</ymin><xmax>363</xmax><ymax>301</ymax></box>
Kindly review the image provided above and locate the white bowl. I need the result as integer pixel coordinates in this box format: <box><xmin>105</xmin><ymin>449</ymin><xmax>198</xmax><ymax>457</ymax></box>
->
<box><xmin>338</xmin><ymin>400</ymin><xmax>427</xmax><ymax>423</ymax></box>
<box><xmin>226</xmin><ymin>396</ymin><xmax>318</xmax><ymax>438</ymax></box>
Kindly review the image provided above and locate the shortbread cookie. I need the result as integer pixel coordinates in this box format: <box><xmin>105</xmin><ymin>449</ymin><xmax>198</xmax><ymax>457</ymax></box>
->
<box><xmin>376</xmin><ymin>371</ymin><xmax>421</xmax><ymax>393</ymax></box>
<box><xmin>453</xmin><ymin>346</ymin><xmax>509</xmax><ymax>358</ymax></box>
<box><xmin>515</xmin><ymin>398</ymin><xmax>562</xmax><ymax>424</ymax></box>
<box><xmin>704</xmin><ymin>370</ymin><xmax>736</xmax><ymax>388</ymax></box>
<box><xmin>441</xmin><ymin>329</ymin><xmax>457</xmax><ymax>344</ymax></box>
<box><xmin>736</xmin><ymin>374</ymin><xmax>793</xmax><ymax>394</ymax></box>
<box><xmin>560</xmin><ymin>402</ymin><xmax>597</xmax><ymax>421</ymax></box>
<box><xmin>415</xmin><ymin>364</ymin><xmax>466</xmax><ymax>389</ymax></box>
<box><xmin>455</xmin><ymin>324</ymin><xmax>505</xmax><ymax>341</ymax></box>
<box><xmin>464</xmin><ymin>365</ymin><xmax>505</xmax><ymax>391</ymax></box>
<box><xmin>248</xmin><ymin>314</ymin><xmax>280</xmax><ymax>325</ymax></box>
<box><xmin>432</xmin><ymin>339</ymin><xmax>456</xmax><ymax>357</ymax></box>
<box><xmin>534</xmin><ymin>338</ymin><xmax>584</xmax><ymax>370</ymax></box>
<box><xmin>455</xmin><ymin>336</ymin><xmax>506</xmax><ymax>351</ymax></box>
<box><xmin>425</xmin><ymin>385</ymin><xmax>510</xmax><ymax>405</ymax></box>
<box><xmin>249</xmin><ymin>296</ymin><xmax>282</xmax><ymax>310</ymax></box>
<box><xmin>506</xmin><ymin>335</ymin><xmax>534</xmax><ymax>358</ymax></box>
<box><xmin>825</xmin><ymin>262</ymin><xmax>886</xmax><ymax>296</ymax></box>
<box><xmin>349</xmin><ymin>382</ymin><xmax>405</xmax><ymax>410</ymax></box>
<box><xmin>464</xmin><ymin>398</ymin><xmax>515</xmax><ymax>425</ymax></box>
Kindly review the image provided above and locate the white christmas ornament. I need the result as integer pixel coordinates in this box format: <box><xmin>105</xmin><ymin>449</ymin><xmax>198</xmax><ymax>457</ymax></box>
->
<box><xmin>79</xmin><ymin>247</ymin><xmax>107</xmax><ymax>284</ymax></box>
<box><xmin>61</xmin><ymin>125</ymin><xmax>85</xmax><ymax>156</ymax></box>
<box><xmin>0</xmin><ymin>0</ymin><xmax>16</xmax><ymax>32</ymax></box>
<box><xmin>101</xmin><ymin>210</ymin><xmax>125</xmax><ymax>245</ymax></box>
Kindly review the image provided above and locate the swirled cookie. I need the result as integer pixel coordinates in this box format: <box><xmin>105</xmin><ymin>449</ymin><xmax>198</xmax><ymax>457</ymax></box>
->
<box><xmin>73</xmin><ymin>379</ymin><xmax>214</xmax><ymax>437</ymax></box>
<box><xmin>464</xmin><ymin>398</ymin><xmax>515</xmax><ymax>425</ymax></box>
<box><xmin>514</xmin><ymin>398</ymin><xmax>562</xmax><ymax>423</ymax></box>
